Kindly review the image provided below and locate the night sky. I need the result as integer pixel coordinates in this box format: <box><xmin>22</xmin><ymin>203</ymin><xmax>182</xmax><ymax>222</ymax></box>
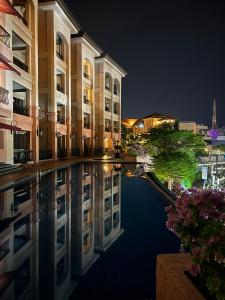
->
<box><xmin>64</xmin><ymin>0</ymin><xmax>225</xmax><ymax>126</ymax></box>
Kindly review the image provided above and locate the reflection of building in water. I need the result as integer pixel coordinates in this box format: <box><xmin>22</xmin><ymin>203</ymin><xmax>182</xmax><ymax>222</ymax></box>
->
<box><xmin>0</xmin><ymin>177</ymin><xmax>38</xmax><ymax>299</ymax></box>
<box><xmin>0</xmin><ymin>163</ymin><xmax>124</xmax><ymax>298</ymax></box>
<box><xmin>39</xmin><ymin>167</ymin><xmax>74</xmax><ymax>300</ymax></box>
<box><xmin>71</xmin><ymin>164</ymin><xmax>99</xmax><ymax>277</ymax></box>
<box><xmin>95</xmin><ymin>163</ymin><xmax>123</xmax><ymax>252</ymax></box>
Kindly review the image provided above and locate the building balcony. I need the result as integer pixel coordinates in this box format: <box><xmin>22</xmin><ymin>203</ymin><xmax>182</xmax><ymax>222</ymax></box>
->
<box><xmin>0</xmin><ymin>87</ymin><xmax>9</xmax><ymax>105</ymax></box>
<box><xmin>13</xmin><ymin>57</ymin><xmax>28</xmax><ymax>73</ymax></box>
<box><xmin>84</xmin><ymin>123</ymin><xmax>90</xmax><ymax>129</ymax></box>
<box><xmin>57</xmin><ymin>84</ymin><xmax>65</xmax><ymax>94</ymax></box>
<box><xmin>56</xmin><ymin>51</ymin><xmax>64</xmax><ymax>61</ymax></box>
<box><xmin>57</xmin><ymin>115</ymin><xmax>65</xmax><ymax>125</ymax></box>
<box><xmin>14</xmin><ymin>149</ymin><xmax>33</xmax><ymax>164</ymax></box>
<box><xmin>83</xmin><ymin>72</ymin><xmax>90</xmax><ymax>80</ymax></box>
<box><xmin>0</xmin><ymin>25</ymin><xmax>10</xmax><ymax>48</ymax></box>
<box><xmin>105</xmin><ymin>127</ymin><xmax>111</xmax><ymax>132</ymax></box>
<box><xmin>13</xmin><ymin>99</ymin><xmax>29</xmax><ymax>116</ymax></box>
<box><xmin>84</xmin><ymin>96</ymin><xmax>90</xmax><ymax>104</ymax></box>
<box><xmin>105</xmin><ymin>107</ymin><xmax>111</xmax><ymax>112</ymax></box>
<box><xmin>105</xmin><ymin>86</ymin><xmax>111</xmax><ymax>92</ymax></box>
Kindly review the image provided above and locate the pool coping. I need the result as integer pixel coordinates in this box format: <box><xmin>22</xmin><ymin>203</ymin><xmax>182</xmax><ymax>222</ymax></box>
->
<box><xmin>0</xmin><ymin>157</ymin><xmax>142</xmax><ymax>191</ymax></box>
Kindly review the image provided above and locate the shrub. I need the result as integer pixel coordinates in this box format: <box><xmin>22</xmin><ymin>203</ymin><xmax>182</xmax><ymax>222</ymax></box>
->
<box><xmin>166</xmin><ymin>189</ymin><xmax>225</xmax><ymax>300</ymax></box>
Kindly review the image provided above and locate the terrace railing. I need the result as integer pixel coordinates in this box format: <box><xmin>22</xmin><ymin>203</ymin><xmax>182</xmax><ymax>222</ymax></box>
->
<box><xmin>0</xmin><ymin>87</ymin><xmax>9</xmax><ymax>105</ymax></box>
<box><xmin>0</xmin><ymin>25</ymin><xmax>10</xmax><ymax>48</ymax></box>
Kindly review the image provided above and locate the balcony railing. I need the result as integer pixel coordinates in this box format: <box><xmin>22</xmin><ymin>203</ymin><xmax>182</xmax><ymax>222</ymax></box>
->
<box><xmin>57</xmin><ymin>115</ymin><xmax>65</xmax><ymax>124</ymax></box>
<box><xmin>105</xmin><ymin>86</ymin><xmax>111</xmax><ymax>91</ymax></box>
<box><xmin>57</xmin><ymin>84</ymin><xmax>65</xmax><ymax>94</ymax></box>
<box><xmin>13</xmin><ymin>99</ymin><xmax>29</xmax><ymax>116</ymax></box>
<box><xmin>105</xmin><ymin>106</ymin><xmax>111</xmax><ymax>112</ymax></box>
<box><xmin>56</xmin><ymin>51</ymin><xmax>64</xmax><ymax>60</ymax></box>
<box><xmin>114</xmin><ymin>128</ymin><xmax>119</xmax><ymax>133</ymax></box>
<box><xmin>83</xmin><ymin>72</ymin><xmax>90</xmax><ymax>80</ymax></box>
<box><xmin>14</xmin><ymin>150</ymin><xmax>33</xmax><ymax>164</ymax></box>
<box><xmin>0</xmin><ymin>25</ymin><xmax>10</xmax><ymax>48</ymax></box>
<box><xmin>0</xmin><ymin>87</ymin><xmax>9</xmax><ymax>105</ymax></box>
<box><xmin>13</xmin><ymin>57</ymin><xmax>28</xmax><ymax>72</ymax></box>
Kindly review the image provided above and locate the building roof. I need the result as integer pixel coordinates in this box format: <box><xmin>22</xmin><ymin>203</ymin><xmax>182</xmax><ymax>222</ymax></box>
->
<box><xmin>38</xmin><ymin>0</ymin><xmax>81</xmax><ymax>31</ymax></box>
<box><xmin>122</xmin><ymin>119</ymin><xmax>139</xmax><ymax>127</ymax></box>
<box><xmin>142</xmin><ymin>113</ymin><xmax>175</xmax><ymax>120</ymax></box>
<box><xmin>71</xmin><ymin>31</ymin><xmax>103</xmax><ymax>54</ymax></box>
<box><xmin>95</xmin><ymin>53</ymin><xmax>127</xmax><ymax>76</ymax></box>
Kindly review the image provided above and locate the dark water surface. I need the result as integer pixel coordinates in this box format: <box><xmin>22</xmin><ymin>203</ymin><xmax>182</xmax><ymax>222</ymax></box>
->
<box><xmin>0</xmin><ymin>163</ymin><xmax>179</xmax><ymax>300</ymax></box>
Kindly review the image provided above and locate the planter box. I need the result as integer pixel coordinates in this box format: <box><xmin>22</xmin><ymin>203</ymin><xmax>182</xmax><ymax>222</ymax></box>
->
<box><xmin>156</xmin><ymin>253</ymin><xmax>205</xmax><ymax>300</ymax></box>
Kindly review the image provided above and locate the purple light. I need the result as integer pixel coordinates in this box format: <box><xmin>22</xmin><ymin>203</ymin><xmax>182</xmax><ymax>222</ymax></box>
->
<box><xmin>208</xmin><ymin>129</ymin><xmax>219</xmax><ymax>140</ymax></box>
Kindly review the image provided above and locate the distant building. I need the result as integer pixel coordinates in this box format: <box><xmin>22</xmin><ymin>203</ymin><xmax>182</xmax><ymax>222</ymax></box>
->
<box><xmin>179</xmin><ymin>121</ymin><xmax>197</xmax><ymax>133</ymax></box>
<box><xmin>127</xmin><ymin>113</ymin><xmax>175</xmax><ymax>134</ymax></box>
<box><xmin>179</xmin><ymin>121</ymin><xmax>209</xmax><ymax>136</ymax></box>
<box><xmin>121</xmin><ymin>118</ymin><xmax>138</xmax><ymax>132</ymax></box>
<box><xmin>196</xmin><ymin>124</ymin><xmax>208</xmax><ymax>136</ymax></box>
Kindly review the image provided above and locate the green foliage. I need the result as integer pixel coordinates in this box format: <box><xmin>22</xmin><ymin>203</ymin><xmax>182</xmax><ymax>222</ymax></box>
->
<box><xmin>144</xmin><ymin>124</ymin><xmax>206</xmax><ymax>185</ymax></box>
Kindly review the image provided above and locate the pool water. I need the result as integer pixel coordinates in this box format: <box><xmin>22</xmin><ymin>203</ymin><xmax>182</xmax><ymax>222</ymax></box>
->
<box><xmin>0</xmin><ymin>163</ymin><xmax>179</xmax><ymax>300</ymax></box>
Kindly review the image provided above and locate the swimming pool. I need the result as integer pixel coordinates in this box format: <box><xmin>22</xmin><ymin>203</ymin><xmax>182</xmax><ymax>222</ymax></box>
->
<box><xmin>0</xmin><ymin>163</ymin><xmax>179</xmax><ymax>300</ymax></box>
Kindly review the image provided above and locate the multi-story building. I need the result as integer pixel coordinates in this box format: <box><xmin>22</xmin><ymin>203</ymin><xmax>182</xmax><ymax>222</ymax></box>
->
<box><xmin>38</xmin><ymin>0</ymin><xmax>79</xmax><ymax>160</ymax></box>
<box><xmin>95</xmin><ymin>54</ymin><xmax>126</xmax><ymax>153</ymax></box>
<box><xmin>0</xmin><ymin>0</ymin><xmax>126</xmax><ymax>165</ymax></box>
<box><xmin>71</xmin><ymin>32</ymin><xmax>101</xmax><ymax>156</ymax></box>
<box><xmin>0</xmin><ymin>0</ymin><xmax>38</xmax><ymax>165</ymax></box>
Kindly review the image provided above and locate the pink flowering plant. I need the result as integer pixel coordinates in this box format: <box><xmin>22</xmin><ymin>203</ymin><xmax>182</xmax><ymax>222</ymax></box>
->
<box><xmin>166</xmin><ymin>189</ymin><xmax>225</xmax><ymax>300</ymax></box>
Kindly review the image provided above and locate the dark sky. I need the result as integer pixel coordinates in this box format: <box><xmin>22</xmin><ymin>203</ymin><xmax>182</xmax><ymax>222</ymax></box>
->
<box><xmin>64</xmin><ymin>0</ymin><xmax>225</xmax><ymax>126</ymax></box>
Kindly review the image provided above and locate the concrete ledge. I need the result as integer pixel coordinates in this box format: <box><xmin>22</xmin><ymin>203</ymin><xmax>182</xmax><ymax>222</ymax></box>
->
<box><xmin>156</xmin><ymin>253</ymin><xmax>205</xmax><ymax>300</ymax></box>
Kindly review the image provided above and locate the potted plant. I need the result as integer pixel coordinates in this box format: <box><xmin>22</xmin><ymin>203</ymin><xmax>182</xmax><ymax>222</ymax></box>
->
<box><xmin>166</xmin><ymin>189</ymin><xmax>225</xmax><ymax>300</ymax></box>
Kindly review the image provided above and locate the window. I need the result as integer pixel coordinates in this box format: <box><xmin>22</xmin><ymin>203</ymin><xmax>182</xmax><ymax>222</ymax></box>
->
<box><xmin>114</xmin><ymin>102</ymin><xmax>119</xmax><ymax>115</ymax></box>
<box><xmin>56</xmin><ymin>34</ymin><xmax>64</xmax><ymax>60</ymax></box>
<box><xmin>56</xmin><ymin>71</ymin><xmax>65</xmax><ymax>94</ymax></box>
<box><xmin>104</xmin><ymin>177</ymin><xmax>111</xmax><ymax>191</ymax></box>
<box><xmin>57</xmin><ymin>226</ymin><xmax>65</xmax><ymax>251</ymax></box>
<box><xmin>105</xmin><ymin>119</ymin><xmax>111</xmax><ymax>132</ymax></box>
<box><xmin>105</xmin><ymin>73</ymin><xmax>112</xmax><ymax>91</ymax></box>
<box><xmin>84</xmin><ymin>113</ymin><xmax>90</xmax><ymax>129</ymax></box>
<box><xmin>113</xmin><ymin>212</ymin><xmax>119</xmax><ymax>228</ymax></box>
<box><xmin>83</xmin><ymin>184</ymin><xmax>91</xmax><ymax>201</ymax></box>
<box><xmin>105</xmin><ymin>98</ymin><xmax>111</xmax><ymax>112</ymax></box>
<box><xmin>113</xmin><ymin>193</ymin><xmax>119</xmax><ymax>206</ymax></box>
<box><xmin>114</xmin><ymin>79</ymin><xmax>120</xmax><ymax>96</ymax></box>
<box><xmin>57</xmin><ymin>195</ymin><xmax>66</xmax><ymax>219</ymax></box>
<box><xmin>104</xmin><ymin>197</ymin><xmax>111</xmax><ymax>212</ymax></box>
<box><xmin>104</xmin><ymin>218</ymin><xmax>112</xmax><ymax>236</ymax></box>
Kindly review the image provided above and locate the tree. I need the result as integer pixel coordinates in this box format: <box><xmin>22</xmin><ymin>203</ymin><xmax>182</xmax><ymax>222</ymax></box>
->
<box><xmin>144</xmin><ymin>124</ymin><xmax>206</xmax><ymax>187</ymax></box>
